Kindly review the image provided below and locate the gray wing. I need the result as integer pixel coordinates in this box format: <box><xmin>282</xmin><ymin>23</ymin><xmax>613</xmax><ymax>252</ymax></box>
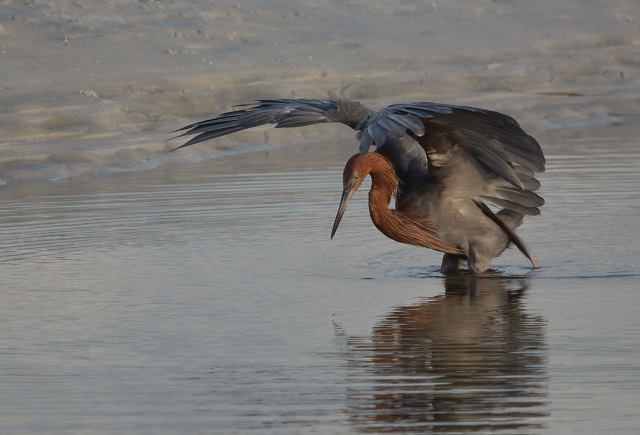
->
<box><xmin>170</xmin><ymin>99</ymin><xmax>372</xmax><ymax>151</ymax></box>
<box><xmin>360</xmin><ymin>103</ymin><xmax>545</xmax><ymax>216</ymax></box>
<box><xmin>359</xmin><ymin>103</ymin><xmax>545</xmax><ymax>186</ymax></box>
<box><xmin>171</xmin><ymin>99</ymin><xmax>544</xmax><ymax>213</ymax></box>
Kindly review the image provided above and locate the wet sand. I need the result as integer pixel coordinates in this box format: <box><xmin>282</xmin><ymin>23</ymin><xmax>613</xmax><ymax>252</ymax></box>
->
<box><xmin>1</xmin><ymin>0</ymin><xmax>639</xmax><ymax>182</ymax></box>
<box><xmin>1</xmin><ymin>1</ymin><xmax>640</xmax><ymax>433</ymax></box>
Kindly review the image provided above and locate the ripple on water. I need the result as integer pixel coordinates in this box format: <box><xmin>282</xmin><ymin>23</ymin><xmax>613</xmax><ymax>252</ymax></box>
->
<box><xmin>0</xmin><ymin>127</ymin><xmax>639</xmax><ymax>433</ymax></box>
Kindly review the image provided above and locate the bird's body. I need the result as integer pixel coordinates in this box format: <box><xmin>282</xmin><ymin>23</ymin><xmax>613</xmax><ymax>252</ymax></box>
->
<box><xmin>172</xmin><ymin>98</ymin><xmax>545</xmax><ymax>273</ymax></box>
<box><xmin>333</xmin><ymin>152</ymin><xmax>537</xmax><ymax>273</ymax></box>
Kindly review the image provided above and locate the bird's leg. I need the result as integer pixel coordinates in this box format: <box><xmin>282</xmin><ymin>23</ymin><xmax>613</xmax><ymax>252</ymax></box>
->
<box><xmin>440</xmin><ymin>254</ymin><xmax>462</xmax><ymax>274</ymax></box>
<box><xmin>466</xmin><ymin>246</ymin><xmax>493</xmax><ymax>274</ymax></box>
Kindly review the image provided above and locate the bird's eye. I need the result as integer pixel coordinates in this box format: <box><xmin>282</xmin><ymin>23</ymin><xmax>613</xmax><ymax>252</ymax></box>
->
<box><xmin>354</xmin><ymin>174</ymin><xmax>359</xmax><ymax>180</ymax></box>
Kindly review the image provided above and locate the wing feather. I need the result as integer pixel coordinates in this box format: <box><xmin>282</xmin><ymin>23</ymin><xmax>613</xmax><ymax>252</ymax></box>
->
<box><xmin>386</xmin><ymin>113</ymin><xmax>425</xmax><ymax>136</ymax></box>
<box><xmin>171</xmin><ymin>100</ymin><xmax>545</xmax><ymax>203</ymax></box>
<box><xmin>169</xmin><ymin>99</ymin><xmax>346</xmax><ymax>151</ymax></box>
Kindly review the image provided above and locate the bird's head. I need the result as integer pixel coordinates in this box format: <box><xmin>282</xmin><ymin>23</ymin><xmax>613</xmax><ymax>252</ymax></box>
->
<box><xmin>331</xmin><ymin>154</ymin><xmax>370</xmax><ymax>239</ymax></box>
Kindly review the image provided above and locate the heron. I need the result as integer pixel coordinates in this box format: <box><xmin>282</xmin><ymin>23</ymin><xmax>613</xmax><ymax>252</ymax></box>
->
<box><xmin>171</xmin><ymin>99</ymin><xmax>545</xmax><ymax>273</ymax></box>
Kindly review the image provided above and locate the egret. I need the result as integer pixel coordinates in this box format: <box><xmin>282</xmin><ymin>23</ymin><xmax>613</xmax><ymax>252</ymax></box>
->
<box><xmin>171</xmin><ymin>99</ymin><xmax>545</xmax><ymax>273</ymax></box>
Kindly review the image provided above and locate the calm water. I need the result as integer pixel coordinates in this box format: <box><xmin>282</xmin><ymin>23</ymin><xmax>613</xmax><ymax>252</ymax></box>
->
<box><xmin>1</xmin><ymin>125</ymin><xmax>639</xmax><ymax>433</ymax></box>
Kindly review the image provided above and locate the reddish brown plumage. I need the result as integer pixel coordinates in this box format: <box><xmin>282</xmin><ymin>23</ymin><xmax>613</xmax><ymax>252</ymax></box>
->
<box><xmin>337</xmin><ymin>153</ymin><xmax>461</xmax><ymax>255</ymax></box>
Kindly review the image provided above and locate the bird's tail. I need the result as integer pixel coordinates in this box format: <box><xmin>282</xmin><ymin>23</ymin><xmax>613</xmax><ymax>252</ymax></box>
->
<box><xmin>472</xmin><ymin>199</ymin><xmax>539</xmax><ymax>269</ymax></box>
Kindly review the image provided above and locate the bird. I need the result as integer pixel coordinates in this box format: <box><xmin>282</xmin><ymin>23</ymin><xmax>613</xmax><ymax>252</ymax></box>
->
<box><xmin>170</xmin><ymin>99</ymin><xmax>545</xmax><ymax>273</ymax></box>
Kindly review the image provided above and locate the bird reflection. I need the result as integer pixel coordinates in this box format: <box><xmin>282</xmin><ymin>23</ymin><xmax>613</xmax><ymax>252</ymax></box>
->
<box><xmin>343</xmin><ymin>274</ymin><xmax>549</xmax><ymax>433</ymax></box>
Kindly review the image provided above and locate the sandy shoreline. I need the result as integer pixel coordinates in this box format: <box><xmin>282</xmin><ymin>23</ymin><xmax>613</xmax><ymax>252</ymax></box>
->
<box><xmin>0</xmin><ymin>0</ymin><xmax>638</xmax><ymax>183</ymax></box>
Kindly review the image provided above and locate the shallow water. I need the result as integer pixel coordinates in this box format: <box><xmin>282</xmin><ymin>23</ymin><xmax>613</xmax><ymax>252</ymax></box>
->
<box><xmin>1</xmin><ymin>124</ymin><xmax>640</xmax><ymax>433</ymax></box>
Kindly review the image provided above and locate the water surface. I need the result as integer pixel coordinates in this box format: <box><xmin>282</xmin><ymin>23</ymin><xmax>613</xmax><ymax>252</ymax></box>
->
<box><xmin>1</xmin><ymin>125</ymin><xmax>639</xmax><ymax>433</ymax></box>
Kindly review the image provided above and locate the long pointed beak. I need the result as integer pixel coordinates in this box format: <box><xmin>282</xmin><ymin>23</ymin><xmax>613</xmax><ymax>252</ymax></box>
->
<box><xmin>331</xmin><ymin>184</ymin><xmax>355</xmax><ymax>239</ymax></box>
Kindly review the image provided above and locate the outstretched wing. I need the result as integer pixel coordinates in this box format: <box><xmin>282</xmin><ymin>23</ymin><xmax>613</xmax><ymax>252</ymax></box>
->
<box><xmin>171</xmin><ymin>99</ymin><xmax>545</xmax><ymax>213</ymax></box>
<box><xmin>169</xmin><ymin>99</ymin><xmax>372</xmax><ymax>151</ymax></box>
<box><xmin>359</xmin><ymin>102</ymin><xmax>545</xmax><ymax>217</ymax></box>
<box><xmin>359</xmin><ymin>103</ymin><xmax>545</xmax><ymax>188</ymax></box>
